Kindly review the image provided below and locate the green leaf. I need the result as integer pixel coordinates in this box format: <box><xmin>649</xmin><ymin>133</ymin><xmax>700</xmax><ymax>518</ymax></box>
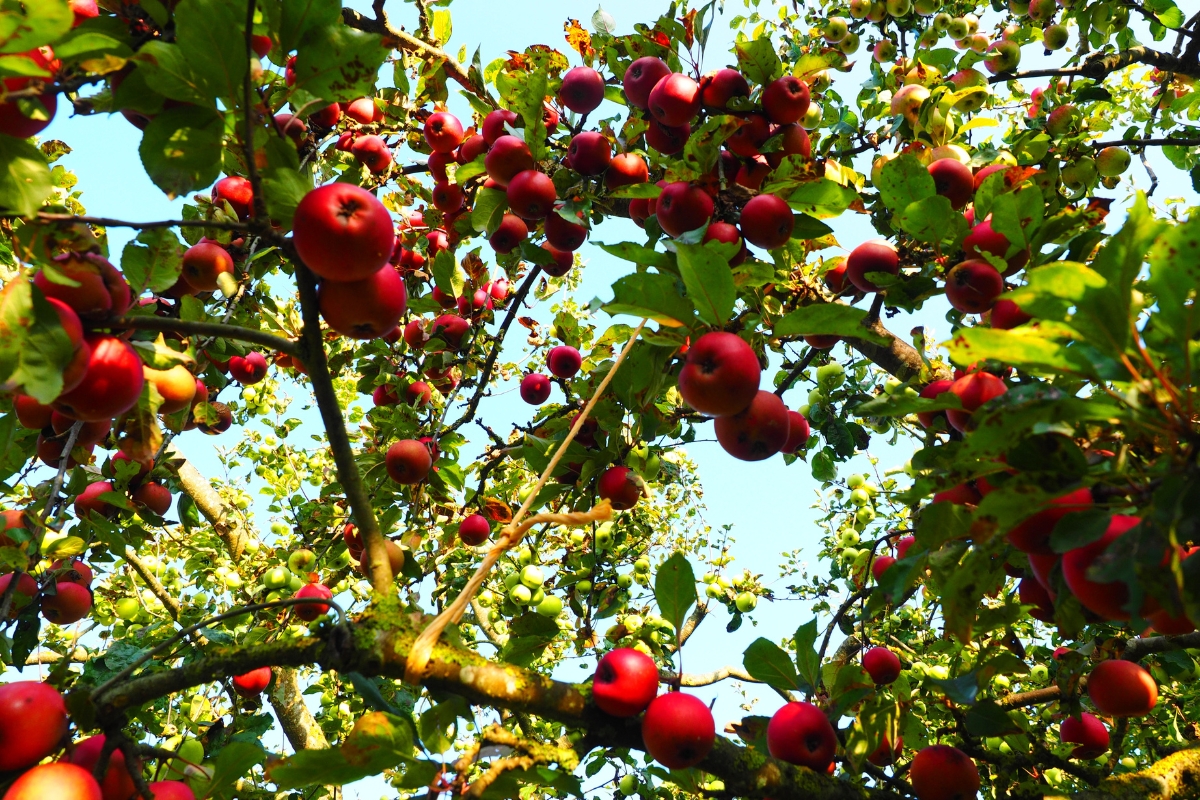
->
<box><xmin>597</xmin><ymin>241</ymin><xmax>670</xmax><ymax>269</ymax></box>
<box><xmin>608</xmin><ymin>182</ymin><xmax>662</xmax><ymax>199</ymax></box>
<box><xmin>775</xmin><ymin>303</ymin><xmax>890</xmax><ymax>345</ymax></box>
<box><xmin>267</xmin><ymin>712</ymin><xmax>412</xmax><ymax>788</ymax></box>
<box><xmin>783</xmin><ymin>178</ymin><xmax>860</xmax><ymax>219</ymax></box>
<box><xmin>654</xmin><ymin>551</ymin><xmax>696</xmax><ymax>634</ymax></box>
<box><xmin>915</xmin><ymin>501</ymin><xmax>973</xmax><ymax>550</ymax></box>
<box><xmin>471</xmin><ymin>186</ymin><xmax>508</xmax><ymax>233</ymax></box>
<box><xmin>734</xmin><ymin>37</ymin><xmax>782</xmax><ymax>85</ymax></box>
<box><xmin>196</xmin><ymin>741</ymin><xmax>265</xmax><ymax>800</ymax></box>
<box><xmin>927</xmin><ymin>673</ymin><xmax>978</xmax><ymax>706</ymax></box>
<box><xmin>261</xmin><ymin>135</ymin><xmax>311</xmax><ymax>226</ymax></box>
<box><xmin>948</xmin><ymin>324</ymin><xmax>1096</xmax><ymax>376</ymax></box>
<box><xmin>964</xmin><ymin>700</ymin><xmax>1021</xmax><ymax>736</ymax></box>
<box><xmin>878</xmin><ymin>155</ymin><xmax>935</xmax><ymax>213</ymax></box>
<box><xmin>175</xmin><ymin>0</ymin><xmax>248</xmax><ymax>101</ymax></box>
<box><xmin>52</xmin><ymin>31</ymin><xmax>133</xmax><ymax>64</ymax></box>
<box><xmin>507</xmin><ymin>68</ymin><xmax>548</xmax><ymax>163</ymax></box>
<box><xmin>454</xmin><ymin>155</ymin><xmax>487</xmax><ymax>184</ymax></box>
<box><xmin>0</xmin><ymin>0</ymin><xmax>73</xmax><ymax>55</ymax></box>
<box><xmin>791</xmin><ymin>213</ymin><xmax>833</xmax><ymax>240</ymax></box>
<box><xmin>133</xmin><ymin>41</ymin><xmax>212</xmax><ymax>105</ymax></box>
<box><xmin>122</xmin><ymin>228</ymin><xmax>184</xmax><ymax>295</ymax></box>
<box><xmin>742</xmin><ymin>638</ymin><xmax>807</xmax><ymax>693</ymax></box>
<box><xmin>1049</xmin><ymin>508</ymin><xmax>1111</xmax><ymax>554</ymax></box>
<box><xmin>603</xmin><ymin>272</ymin><xmax>693</xmax><ymax>327</ymax></box>
<box><xmin>0</xmin><ymin>135</ymin><xmax>51</xmax><ymax>217</ymax></box>
<box><xmin>278</xmin><ymin>0</ymin><xmax>340</xmax><ymax>53</ymax></box>
<box><xmin>292</xmin><ymin>23</ymin><xmax>388</xmax><ymax>103</ymax></box>
<box><xmin>793</xmin><ymin>618</ymin><xmax>821</xmax><ymax>690</ymax></box>
<box><xmin>1145</xmin><ymin>215</ymin><xmax>1200</xmax><ymax>350</ymax></box>
<box><xmin>854</xmin><ymin>392</ymin><xmax>961</xmax><ymax>418</ymax></box>
<box><xmin>431</xmin><ymin>249</ymin><xmax>467</xmax><ymax>298</ymax></box>
<box><xmin>898</xmin><ymin>195</ymin><xmax>961</xmax><ymax>244</ymax></box>
<box><xmin>674</xmin><ymin>242</ymin><xmax>735</xmax><ymax>327</ymax></box>
<box><xmin>139</xmin><ymin>105</ymin><xmax>225</xmax><ymax>198</ymax></box>
<box><xmin>0</xmin><ymin>280</ymin><xmax>75</xmax><ymax>403</ymax></box>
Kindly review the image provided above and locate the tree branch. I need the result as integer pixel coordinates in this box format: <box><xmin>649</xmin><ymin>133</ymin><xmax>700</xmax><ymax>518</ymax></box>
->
<box><xmin>1090</xmin><ymin>137</ymin><xmax>1200</xmax><ymax>149</ymax></box>
<box><xmin>165</xmin><ymin>444</ymin><xmax>248</xmax><ymax>557</ymax></box>
<box><xmin>775</xmin><ymin>348</ymin><xmax>818</xmax><ymax>397</ymax></box>
<box><xmin>660</xmin><ymin>665</ymin><xmax>762</xmax><ymax>686</ymax></box>
<box><xmin>269</xmin><ymin>667</ymin><xmax>330</xmax><ymax>752</ymax></box>
<box><xmin>1121</xmin><ymin>631</ymin><xmax>1200</xmax><ymax>662</ymax></box>
<box><xmin>28</xmin><ymin>213</ymin><xmax>249</xmax><ymax>232</ymax></box>
<box><xmin>340</xmin><ymin>8</ymin><xmax>495</xmax><ymax>107</ymax></box>
<box><xmin>988</xmin><ymin>46</ymin><xmax>1200</xmax><ymax>84</ymax></box>
<box><xmin>107</xmin><ymin>316</ymin><xmax>299</xmax><ymax>358</ymax></box>
<box><xmin>291</xmin><ymin>258</ymin><xmax>392</xmax><ymax>595</ymax></box>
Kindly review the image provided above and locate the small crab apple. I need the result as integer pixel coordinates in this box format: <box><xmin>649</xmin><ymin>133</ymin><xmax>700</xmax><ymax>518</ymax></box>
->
<box><xmin>714</xmin><ymin>390</ymin><xmax>791</xmax><ymax>461</ymax></box>
<box><xmin>547</xmin><ymin>346</ymin><xmax>582</xmax><ymax>378</ymax></box>
<box><xmin>762</xmin><ymin>75</ymin><xmax>811</xmax><ymax>124</ymax></box>
<box><xmin>4</xmin><ymin>763</ymin><xmax>102</xmax><ymax>800</ymax></box>
<box><xmin>863</xmin><ymin>647</ymin><xmax>902</xmax><ymax>684</ymax></box>
<box><xmin>641</xmin><ymin>693</ymin><xmax>715</xmax><ymax>769</ymax></box>
<box><xmin>725</xmin><ymin>112</ymin><xmax>771</xmax><ymax>157</ymax></box>
<box><xmin>558</xmin><ymin>66</ymin><xmax>605</xmax><ymax>114</ymax></box>
<box><xmin>648</xmin><ymin>73</ymin><xmax>701</xmax><ymax>127</ymax></box>
<box><xmin>598</xmin><ymin>466</ymin><xmax>643</xmax><ymax>510</ymax></box>
<box><xmin>567</xmin><ymin>131</ymin><xmax>612</xmax><ymax>175</ymax></box>
<box><xmin>540</xmin><ymin>243</ymin><xmax>574</xmax><ymax>276</ymax></box>
<box><xmin>386</xmin><ymin>439</ymin><xmax>433</xmax><ymax>485</ymax></box>
<box><xmin>944</xmin><ymin>260</ymin><xmax>1004</xmax><ymax>314</ymax></box>
<box><xmin>644</xmin><ymin>119</ymin><xmax>690</xmax><ymax>154</ymax></box>
<box><xmin>344</xmin><ymin>97</ymin><xmax>383</xmax><ymax>124</ymax></box>
<box><xmin>181</xmin><ymin>242</ymin><xmax>234</xmax><ymax>292</ymax></box>
<box><xmin>782</xmin><ymin>410</ymin><xmax>810</xmax><ymax>453</ymax></box>
<box><xmin>431</xmin><ymin>182</ymin><xmax>464</xmax><ymax>213</ymax></box>
<box><xmin>424</xmin><ymin>112</ymin><xmax>464</xmax><ymax>153</ymax></box>
<box><xmin>623</xmin><ymin>57</ymin><xmax>671</xmax><ymax>109</ymax></box>
<box><xmin>132</xmin><ymin>481</ymin><xmax>172</xmax><ymax>516</ymax></box>
<box><xmin>593</xmin><ymin>647</ymin><xmax>658</xmax><ymax>717</ymax></box>
<box><xmin>229</xmin><ymin>351</ymin><xmax>268</xmax><ymax>384</ymax></box>
<box><xmin>767</xmin><ymin>701</ymin><xmax>837</xmax><ymax>772</ymax></box>
<box><xmin>351</xmin><ymin>135</ymin><xmax>392</xmax><ymax>174</ymax></box>
<box><xmin>482</xmin><ymin>108</ymin><xmax>519</xmax><ymax>143</ymax></box>
<box><xmin>739</xmin><ymin>194</ymin><xmax>794</xmax><ymax>250</ymax></box>
<box><xmin>703</xmin><ymin>221</ymin><xmax>747</xmax><ymax>266</ymax></box>
<box><xmin>677</xmin><ymin>332</ymin><xmax>760</xmax><ymax>416</ymax></box>
<box><xmin>459</xmin><ymin>514</ymin><xmax>491</xmax><ymax>546</ymax></box>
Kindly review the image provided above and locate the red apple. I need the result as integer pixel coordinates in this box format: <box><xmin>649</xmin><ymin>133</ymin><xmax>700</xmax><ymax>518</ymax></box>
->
<box><xmin>766</xmin><ymin>701</ymin><xmax>837</xmax><ymax>771</ymax></box>
<box><xmin>641</xmin><ymin>692</ymin><xmax>715</xmax><ymax>769</ymax></box>
<box><xmin>605</xmin><ymin>152</ymin><xmax>649</xmax><ymax>189</ymax></box>
<box><xmin>896</xmin><ymin>535</ymin><xmax>916</xmax><ymax>559</ymax></box>
<box><xmin>180</xmin><ymin>242</ymin><xmax>235</xmax><ymax>293</ymax></box>
<box><xmin>1019</xmin><ymin>574</ymin><xmax>1054</xmax><ymax>622</ymax></box>
<box><xmin>991</xmin><ymin>297</ymin><xmax>1032</xmax><ymax>329</ymax></box>
<box><xmin>213</xmin><ymin>175</ymin><xmax>254</xmax><ymax>219</ymax></box>
<box><xmin>458</xmin><ymin>133</ymin><xmax>488</xmax><ymax>164</ymax></box>
<box><xmin>144</xmin><ymin>781</ymin><xmax>196</xmax><ymax>800</ymax></box>
<box><xmin>726</xmin><ymin>113</ymin><xmax>771</xmax><ymax>157</ymax></box>
<box><xmin>485</xmin><ymin>135</ymin><xmax>534</xmax><ymax>187</ymax></box>
<box><xmin>644</xmin><ymin>119</ymin><xmax>690</xmax><ymax>154</ymax></box>
<box><xmin>431</xmin><ymin>314</ymin><xmax>470</xmax><ymax>350</ymax></box>
<box><xmin>740</xmin><ymin>194</ymin><xmax>794</xmax><ymax>250</ymax></box>
<box><xmin>871</xmin><ymin>555</ymin><xmax>896</xmax><ymax>581</ymax></box>
<box><xmin>771</xmin><ymin>123</ymin><xmax>812</xmax><ymax>163</ymax></box>
<box><xmin>648</xmin><ymin>73</ymin><xmax>701</xmax><ymax>127</ymax></box>
<box><xmin>489</xmin><ymin>213</ymin><xmax>529</xmax><ymax>254</ymax></box>
<box><xmin>292</xmin><ymin>184</ymin><xmax>394</xmax><ymax>282</ymax></box>
<box><xmin>293</xmin><ymin>582</ymin><xmax>333</xmax><ymax>621</ymax></box>
<box><xmin>547</xmin><ymin>346</ymin><xmax>582</xmax><ymax>379</ymax></box>
<box><xmin>308</xmin><ymin>102</ymin><xmax>341</xmax><ymax>128</ymax></box>
<box><xmin>567</xmin><ymin>131</ymin><xmax>612</xmax><ymax>175</ymax></box>
<box><xmin>846</xmin><ymin>240</ymin><xmax>900</xmax><ymax>293</ymax></box>
<box><xmin>1005</xmin><ymin>487</ymin><xmax>1093</xmax><ymax>554</ymax></box>
<box><xmin>232</xmin><ymin>666</ymin><xmax>272</xmax><ymax>697</ymax></box>
<box><xmin>52</xmin><ymin>413</ymin><xmax>110</xmax><ymax>447</ymax></box>
<box><xmin>868</xmin><ymin>734</ymin><xmax>903</xmax><ymax>767</ymax></box>
<box><xmin>916</xmin><ymin>379</ymin><xmax>955</xmax><ymax>428</ymax></box>
<box><xmin>407</xmin><ymin>381</ymin><xmax>433</xmax><ymax>406</ymax></box>
<box><xmin>559</xmin><ymin>66</ymin><xmax>605</xmax><ymax>114</ymax></box>
<box><xmin>593</xmin><ymin>647</ymin><xmax>658</xmax><ymax>716</ymax></box>
<box><xmin>481</xmin><ymin>108</ymin><xmax>519</xmax><ymax>144</ymax></box>
<box><xmin>1086</xmin><ymin>660</ymin><xmax>1157</xmax><ymax>717</ymax></box>
<box><xmin>459</xmin><ymin>514</ymin><xmax>491</xmax><ymax>546</ymax></box>
<box><xmin>545</xmin><ymin>207</ymin><xmax>588</xmax><ymax>252</ymax></box>
<box><xmin>963</xmin><ymin>218</ymin><xmax>1028</xmax><ymax>276</ymax></box>
<box><xmin>656</xmin><ymin>182</ymin><xmax>714</xmax><ymax>237</ymax></box>
<box><xmin>51</xmin><ymin>558</ymin><xmax>93</xmax><ymax>589</ymax></box>
<box><xmin>14</xmin><ymin>394</ymin><xmax>53</xmax><ymax>429</ymax></box>
<box><xmin>424</xmin><ymin>112</ymin><xmax>464</xmax><ymax>153</ymax></box>
<box><xmin>1061</xmin><ymin>515</ymin><xmax>1147</xmax><ymax>620</ymax></box>
<box><xmin>351</xmin><ymin>134</ymin><xmax>393</xmax><ymax>174</ymax></box>
<box><xmin>944</xmin><ymin>260</ymin><xmax>1004</xmax><ymax>314</ymax></box>
<box><xmin>41</xmin><ymin>580</ymin><xmax>92</xmax><ymax>624</ymax></box>
<box><xmin>519</xmin><ymin>373</ymin><xmax>551</xmax><ymax>405</ymax></box>
<box><xmin>0</xmin><ymin>48</ymin><xmax>58</xmax><ymax>139</ymax></box>
<box><xmin>431</xmin><ymin>182</ymin><xmax>463</xmax><ymax>213</ymax></box>
<box><xmin>703</xmin><ymin>221</ymin><xmax>747</xmax><ymax>266</ymax></box>
<box><xmin>928</xmin><ymin>159</ymin><xmax>974</xmax><ymax>209</ymax></box>
<box><xmin>623</xmin><ymin>57</ymin><xmax>671</xmax><ymax>109</ymax></box>
<box><xmin>319</xmin><ymin>266</ymin><xmax>407</xmax><ymax>339</ymax></box>
<box><xmin>541</xmin><ymin>243</ymin><xmax>574</xmax><ymax>277</ymax></box>
<box><xmin>386</xmin><ymin>439</ymin><xmax>432</xmax><ymax>485</ymax></box>
<box><xmin>0</xmin><ymin>681</ymin><xmax>68</xmax><ymax>771</ymax></box>
<box><xmin>762</xmin><ymin>76</ymin><xmax>811</xmax><ymax>124</ymax></box>
<box><xmin>71</xmin><ymin>0</ymin><xmax>100</xmax><ymax>26</ymax></box>
<box><xmin>132</xmin><ymin>481</ymin><xmax>172</xmax><ymax>516</ymax></box>
<box><xmin>1061</xmin><ymin>712</ymin><xmax>1109</xmax><ymax>759</ymax></box>
<box><xmin>598</xmin><ymin>466</ymin><xmax>642</xmax><ymax>511</ymax></box>
<box><xmin>34</xmin><ymin>253</ymin><xmax>131</xmax><ymax>319</ymax></box>
<box><xmin>3</xmin><ymin>763</ymin><xmax>102</xmax><ymax>800</ymax></box>
<box><xmin>910</xmin><ymin>745</ymin><xmax>979</xmax><ymax>800</ymax></box>
<box><xmin>70</xmin><ymin>735</ymin><xmax>138</xmax><ymax>800</ymax></box>
<box><xmin>699</xmin><ymin>68</ymin><xmax>750</xmax><ymax>108</ymax></box>
<box><xmin>272</xmin><ymin>112</ymin><xmax>307</xmax><ymax>143</ymax></box>
<box><xmin>863</xmin><ymin>646</ymin><xmax>902</xmax><ymax>684</ymax></box>
<box><xmin>735</xmin><ymin>157</ymin><xmax>772</xmax><ymax>190</ymax></box>
<box><xmin>54</xmin><ymin>336</ymin><xmax>144</xmax><ymax>422</ymax></box>
<box><xmin>229</xmin><ymin>351</ymin><xmax>268</xmax><ymax>385</ymax></box>
<box><xmin>945</xmin><ymin>371</ymin><xmax>1007</xmax><ymax>432</ymax></box>
<box><xmin>714</xmin><ymin>390</ymin><xmax>791</xmax><ymax>461</ymax></box>
<box><xmin>0</xmin><ymin>572</ymin><xmax>37</xmax><ymax>618</ymax></box>
<box><xmin>677</xmin><ymin>332</ymin><xmax>760</xmax><ymax>416</ymax></box>
<box><xmin>782</xmin><ymin>410</ymin><xmax>810</xmax><ymax>453</ymax></box>
<box><xmin>506</xmin><ymin>170</ymin><xmax>557</xmax><ymax>219</ymax></box>
<box><xmin>343</xmin><ymin>97</ymin><xmax>382</xmax><ymax>124</ymax></box>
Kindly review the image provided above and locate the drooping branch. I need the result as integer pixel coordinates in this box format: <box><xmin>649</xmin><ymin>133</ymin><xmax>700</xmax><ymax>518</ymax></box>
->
<box><xmin>107</xmin><ymin>316</ymin><xmax>300</xmax><ymax>358</ymax></box>
<box><xmin>291</xmin><ymin>258</ymin><xmax>392</xmax><ymax>594</ymax></box>
<box><xmin>341</xmin><ymin>7</ymin><xmax>495</xmax><ymax>106</ymax></box>
<box><xmin>988</xmin><ymin>46</ymin><xmax>1200</xmax><ymax>83</ymax></box>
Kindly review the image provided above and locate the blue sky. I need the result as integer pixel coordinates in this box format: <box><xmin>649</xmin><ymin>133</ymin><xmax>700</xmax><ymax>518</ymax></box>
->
<box><xmin>23</xmin><ymin>0</ymin><xmax>1198</xmax><ymax>795</ymax></box>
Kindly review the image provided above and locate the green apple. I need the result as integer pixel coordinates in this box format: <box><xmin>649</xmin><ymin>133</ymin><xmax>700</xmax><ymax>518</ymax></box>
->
<box><xmin>885</xmin><ymin>0</ymin><xmax>911</xmax><ymax>15</ymax></box>
<box><xmin>1029</xmin><ymin>663</ymin><xmax>1049</xmax><ymax>682</ymax></box>
<box><xmin>1042</xmin><ymin>23</ymin><xmax>1068</xmax><ymax>50</ymax></box>
<box><xmin>516</xmin><ymin>547</ymin><xmax>532</xmax><ymax>566</ymax></box>
<box><xmin>735</xmin><ymin>592</ymin><xmax>757</xmax><ymax>612</ymax></box>
<box><xmin>287</xmin><ymin>549</ymin><xmax>317</xmax><ymax>574</ymax></box>
<box><xmin>576</xmin><ymin>579</ymin><xmax>593</xmax><ymax>594</ymax></box>
<box><xmin>519</xmin><ymin>565</ymin><xmax>545</xmax><ymax>588</ymax></box>
<box><xmin>617</xmin><ymin>573</ymin><xmax>633</xmax><ymax>589</ymax></box>
<box><xmin>816</xmin><ymin>361</ymin><xmax>845</xmax><ymax>390</ymax></box>
<box><xmin>508</xmin><ymin>584</ymin><xmax>532</xmax><ymax>604</ymax></box>
<box><xmin>619</xmin><ymin>774</ymin><xmax>638</xmax><ymax>794</ymax></box>
<box><xmin>840</xmin><ymin>32</ymin><xmax>861</xmax><ymax>54</ymax></box>
<box><xmin>932</xmin><ymin>11</ymin><xmax>951</xmax><ymax>29</ymax></box>
<box><xmin>705</xmin><ymin>582</ymin><xmax>724</xmax><ymax>599</ymax></box>
<box><xmin>1096</xmin><ymin>146</ymin><xmax>1131</xmax><ymax>177</ymax></box>
<box><xmin>634</xmin><ymin>558</ymin><xmax>650</xmax><ymax>574</ymax></box>
<box><xmin>946</xmin><ymin>17</ymin><xmax>970</xmax><ymax>39</ymax></box>
<box><xmin>914</xmin><ymin>0</ymin><xmax>939</xmax><ymax>13</ymax></box>
<box><xmin>824</xmin><ymin>17</ymin><xmax>848</xmax><ymax>42</ymax></box>
<box><xmin>115</xmin><ymin>597</ymin><xmax>141</xmax><ymax>621</ymax></box>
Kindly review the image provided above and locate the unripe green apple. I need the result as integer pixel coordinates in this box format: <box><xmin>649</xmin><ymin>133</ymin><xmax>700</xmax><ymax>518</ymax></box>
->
<box><xmin>619</xmin><ymin>774</ymin><xmax>638</xmax><ymax>794</ymax></box>
<box><xmin>1030</xmin><ymin>664</ymin><xmax>1049</xmax><ymax>682</ymax></box>
<box><xmin>946</xmin><ymin>17</ymin><xmax>970</xmax><ymax>39</ymax></box>
<box><xmin>1042</xmin><ymin>23</ymin><xmax>1068</xmax><ymax>50</ymax></box>
<box><xmin>478</xmin><ymin>589</ymin><xmax>495</xmax><ymax>606</ymax></box>
<box><xmin>536</xmin><ymin>594</ymin><xmax>561</xmax><ymax>616</ymax></box>
<box><xmin>847</xmin><ymin>474</ymin><xmax>865</xmax><ymax>489</ymax></box>
<box><xmin>824</xmin><ymin>17</ymin><xmax>849</xmax><ymax>42</ymax></box>
<box><xmin>1060</xmin><ymin>157</ymin><xmax>1097</xmax><ymax>190</ymax></box>
<box><xmin>1009</xmin><ymin>0</ymin><xmax>1030</xmax><ymax>12</ymax></box>
<box><xmin>1028</xmin><ymin>0</ymin><xmax>1056</xmax><ymax>20</ymax></box>
<box><xmin>519</xmin><ymin>564</ymin><xmax>545</xmax><ymax>588</ymax></box>
<box><xmin>918</xmin><ymin>27</ymin><xmax>941</xmax><ymax>47</ymax></box>
<box><xmin>706</xmin><ymin>582</ymin><xmax>724</xmax><ymax>599</ymax></box>
<box><xmin>1120</xmin><ymin>757</ymin><xmax>1137</xmax><ymax>770</ymax></box>
<box><xmin>855</xmin><ymin>506</ymin><xmax>876</xmax><ymax>524</ymax></box>
<box><xmin>624</xmin><ymin>614</ymin><xmax>644</xmax><ymax>632</ymax></box>
<box><xmin>816</xmin><ymin>361</ymin><xmax>845</xmax><ymax>390</ymax></box>
<box><xmin>867</xmin><ymin>0</ymin><xmax>886</xmax><ymax>21</ymax></box>
<box><xmin>1096</xmin><ymin>146</ymin><xmax>1131</xmax><ymax>176</ymax></box>
<box><xmin>115</xmin><ymin>597</ymin><xmax>141</xmax><ymax>620</ymax></box>
<box><xmin>287</xmin><ymin>548</ymin><xmax>317</xmax><ymax>575</ymax></box>
<box><xmin>873</xmin><ymin>39</ymin><xmax>898</xmax><ymax>62</ymax></box>
<box><xmin>595</xmin><ymin>530</ymin><xmax>613</xmax><ymax>550</ymax></box>
<box><xmin>508</xmin><ymin>584</ymin><xmax>532</xmax><ymax>604</ymax></box>
<box><xmin>885</xmin><ymin>0</ymin><xmax>911</xmax><ymax>16</ymax></box>
<box><xmin>263</xmin><ymin>566</ymin><xmax>291</xmax><ymax>589</ymax></box>
<box><xmin>838</xmin><ymin>530</ymin><xmax>861</xmax><ymax>547</ymax></box>
<box><xmin>717</xmin><ymin>575</ymin><xmax>733</xmax><ymax>589</ymax></box>
<box><xmin>503</xmin><ymin>572</ymin><xmax>521</xmax><ymax>590</ymax></box>
<box><xmin>735</xmin><ymin>592</ymin><xmax>757</xmax><ymax>612</ymax></box>
<box><xmin>914</xmin><ymin>0</ymin><xmax>939</xmax><ymax>14</ymax></box>
<box><xmin>801</xmin><ymin>102</ymin><xmax>822</xmax><ymax>130</ymax></box>
<box><xmin>617</xmin><ymin>573</ymin><xmax>633</xmax><ymax>589</ymax></box>
<box><xmin>849</xmin><ymin>0</ymin><xmax>873</xmax><ymax>17</ymax></box>
<box><xmin>702</xmin><ymin>571</ymin><xmax>717</xmax><ymax>583</ymax></box>
<box><xmin>576</xmin><ymin>579</ymin><xmax>593</xmax><ymax>594</ymax></box>
<box><xmin>570</xmin><ymin>530</ymin><xmax>586</xmax><ymax>547</ymax></box>
<box><xmin>840</xmin><ymin>32</ymin><xmax>861</xmax><ymax>54</ymax></box>
<box><xmin>933</xmin><ymin>11</ymin><xmax>952</xmax><ymax>29</ymax></box>
<box><xmin>808</xmin><ymin>387</ymin><xmax>826</xmax><ymax>405</ymax></box>
<box><xmin>516</xmin><ymin>547</ymin><xmax>532</xmax><ymax>566</ymax></box>
<box><xmin>634</xmin><ymin>558</ymin><xmax>651</xmax><ymax>573</ymax></box>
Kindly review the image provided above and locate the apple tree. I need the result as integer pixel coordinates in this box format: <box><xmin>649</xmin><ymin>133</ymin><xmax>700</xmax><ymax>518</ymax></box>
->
<box><xmin>0</xmin><ymin>0</ymin><xmax>1199</xmax><ymax>798</ymax></box>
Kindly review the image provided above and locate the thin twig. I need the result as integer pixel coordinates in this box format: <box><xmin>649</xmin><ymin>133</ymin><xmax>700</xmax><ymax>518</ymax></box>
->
<box><xmin>107</xmin><ymin>316</ymin><xmax>300</xmax><ymax>357</ymax></box>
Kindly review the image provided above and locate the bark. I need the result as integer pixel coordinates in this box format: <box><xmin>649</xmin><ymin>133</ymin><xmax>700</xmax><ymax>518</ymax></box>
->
<box><xmin>1072</xmin><ymin>747</ymin><xmax>1200</xmax><ymax>800</ymax></box>
<box><xmin>268</xmin><ymin>667</ymin><xmax>329</xmax><ymax>752</ymax></box>
<box><xmin>166</xmin><ymin>444</ymin><xmax>248</xmax><ymax>558</ymax></box>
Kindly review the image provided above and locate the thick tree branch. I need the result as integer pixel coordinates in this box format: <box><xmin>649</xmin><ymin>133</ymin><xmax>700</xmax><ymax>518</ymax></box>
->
<box><xmin>269</xmin><ymin>667</ymin><xmax>330</xmax><ymax>752</ymax></box>
<box><xmin>776</xmin><ymin>348</ymin><xmax>819</xmax><ymax>396</ymax></box>
<box><xmin>165</xmin><ymin>444</ymin><xmax>249</xmax><ymax>557</ymax></box>
<box><xmin>340</xmin><ymin>8</ymin><xmax>495</xmax><ymax>107</ymax></box>
<box><xmin>107</xmin><ymin>316</ymin><xmax>299</xmax><ymax>358</ymax></box>
<box><xmin>988</xmin><ymin>46</ymin><xmax>1200</xmax><ymax>83</ymax></box>
<box><xmin>1073</xmin><ymin>746</ymin><xmax>1200</xmax><ymax>800</ymax></box>
<box><xmin>291</xmin><ymin>259</ymin><xmax>392</xmax><ymax>594</ymax></box>
<box><xmin>1121</xmin><ymin>631</ymin><xmax>1200</xmax><ymax>662</ymax></box>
